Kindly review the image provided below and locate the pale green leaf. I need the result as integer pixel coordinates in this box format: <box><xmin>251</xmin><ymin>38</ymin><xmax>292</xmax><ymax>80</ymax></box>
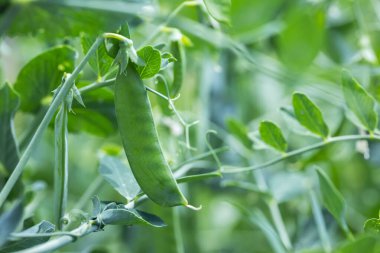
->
<box><xmin>292</xmin><ymin>92</ymin><xmax>329</xmax><ymax>139</ymax></box>
<box><xmin>259</xmin><ymin>121</ymin><xmax>287</xmax><ymax>152</ymax></box>
<box><xmin>342</xmin><ymin>70</ymin><xmax>378</xmax><ymax>132</ymax></box>
<box><xmin>225</xmin><ymin>118</ymin><xmax>253</xmax><ymax>149</ymax></box>
<box><xmin>135</xmin><ymin>46</ymin><xmax>161</xmax><ymax>79</ymax></box>
<box><xmin>316</xmin><ymin>167</ymin><xmax>349</xmax><ymax>233</ymax></box>
<box><xmin>99</xmin><ymin>154</ymin><xmax>140</xmax><ymax>201</ymax></box>
<box><xmin>0</xmin><ymin>200</ymin><xmax>23</xmax><ymax>247</ymax></box>
<box><xmin>203</xmin><ymin>0</ymin><xmax>231</xmax><ymax>25</ymax></box>
<box><xmin>99</xmin><ymin>208</ymin><xmax>165</xmax><ymax>227</ymax></box>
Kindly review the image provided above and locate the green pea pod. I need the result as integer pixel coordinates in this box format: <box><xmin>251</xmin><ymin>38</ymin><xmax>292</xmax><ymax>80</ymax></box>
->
<box><xmin>170</xmin><ymin>40</ymin><xmax>185</xmax><ymax>98</ymax></box>
<box><xmin>114</xmin><ymin>65</ymin><xmax>188</xmax><ymax>207</ymax></box>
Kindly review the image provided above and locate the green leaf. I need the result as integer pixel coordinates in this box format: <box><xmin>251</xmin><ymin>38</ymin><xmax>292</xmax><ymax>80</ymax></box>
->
<box><xmin>104</xmin><ymin>22</ymin><xmax>131</xmax><ymax>59</ymax></box>
<box><xmin>0</xmin><ymin>200</ymin><xmax>23</xmax><ymax>247</ymax></box>
<box><xmin>341</xmin><ymin>70</ymin><xmax>378</xmax><ymax>132</ymax></box>
<box><xmin>203</xmin><ymin>0</ymin><xmax>231</xmax><ymax>25</ymax></box>
<box><xmin>259</xmin><ymin>121</ymin><xmax>287</xmax><ymax>152</ymax></box>
<box><xmin>316</xmin><ymin>167</ymin><xmax>349</xmax><ymax>234</ymax></box>
<box><xmin>0</xmin><ymin>221</ymin><xmax>55</xmax><ymax>253</ymax></box>
<box><xmin>225</xmin><ymin>117</ymin><xmax>253</xmax><ymax>149</ymax></box>
<box><xmin>364</xmin><ymin>218</ymin><xmax>380</xmax><ymax>233</ymax></box>
<box><xmin>135</xmin><ymin>46</ymin><xmax>161</xmax><ymax>79</ymax></box>
<box><xmin>277</xmin><ymin>7</ymin><xmax>325</xmax><ymax>70</ymax></box>
<box><xmin>13</xmin><ymin>46</ymin><xmax>77</xmax><ymax>113</ymax></box>
<box><xmin>98</xmin><ymin>154</ymin><xmax>140</xmax><ymax>201</ymax></box>
<box><xmin>0</xmin><ymin>83</ymin><xmax>19</xmax><ymax>174</ymax></box>
<box><xmin>292</xmin><ymin>92</ymin><xmax>329</xmax><ymax>139</ymax></box>
<box><xmin>81</xmin><ymin>34</ymin><xmax>113</xmax><ymax>79</ymax></box>
<box><xmin>338</xmin><ymin>235</ymin><xmax>379</xmax><ymax>253</ymax></box>
<box><xmin>99</xmin><ymin>207</ymin><xmax>165</xmax><ymax>227</ymax></box>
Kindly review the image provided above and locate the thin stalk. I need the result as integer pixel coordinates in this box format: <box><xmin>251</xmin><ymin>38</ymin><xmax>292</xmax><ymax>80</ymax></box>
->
<box><xmin>54</xmin><ymin>102</ymin><xmax>69</xmax><ymax>230</ymax></box>
<box><xmin>78</xmin><ymin>78</ymin><xmax>115</xmax><ymax>94</ymax></box>
<box><xmin>172</xmin><ymin>208</ymin><xmax>185</xmax><ymax>253</ymax></box>
<box><xmin>222</xmin><ymin>135</ymin><xmax>380</xmax><ymax>173</ymax></box>
<box><xmin>139</xmin><ymin>0</ymin><xmax>200</xmax><ymax>47</ymax></box>
<box><xmin>254</xmin><ymin>171</ymin><xmax>292</xmax><ymax>251</ymax></box>
<box><xmin>13</xmin><ymin>222</ymin><xmax>99</xmax><ymax>253</ymax></box>
<box><xmin>0</xmin><ymin>37</ymin><xmax>104</xmax><ymax>208</ymax></box>
<box><xmin>309</xmin><ymin>189</ymin><xmax>332</xmax><ymax>253</ymax></box>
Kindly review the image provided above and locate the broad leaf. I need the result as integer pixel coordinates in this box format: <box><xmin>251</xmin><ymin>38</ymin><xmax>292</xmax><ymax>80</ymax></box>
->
<box><xmin>292</xmin><ymin>93</ymin><xmax>329</xmax><ymax>139</ymax></box>
<box><xmin>0</xmin><ymin>221</ymin><xmax>55</xmax><ymax>253</ymax></box>
<box><xmin>364</xmin><ymin>218</ymin><xmax>380</xmax><ymax>233</ymax></box>
<box><xmin>99</xmin><ymin>154</ymin><xmax>140</xmax><ymax>201</ymax></box>
<box><xmin>341</xmin><ymin>70</ymin><xmax>378</xmax><ymax>132</ymax></box>
<box><xmin>259</xmin><ymin>121</ymin><xmax>287</xmax><ymax>152</ymax></box>
<box><xmin>0</xmin><ymin>83</ymin><xmax>19</xmax><ymax>174</ymax></box>
<box><xmin>338</xmin><ymin>235</ymin><xmax>379</xmax><ymax>253</ymax></box>
<box><xmin>316</xmin><ymin>167</ymin><xmax>349</xmax><ymax>233</ymax></box>
<box><xmin>225</xmin><ymin>118</ymin><xmax>253</xmax><ymax>149</ymax></box>
<box><xmin>277</xmin><ymin>7</ymin><xmax>325</xmax><ymax>70</ymax></box>
<box><xmin>81</xmin><ymin>34</ymin><xmax>113</xmax><ymax>79</ymax></box>
<box><xmin>0</xmin><ymin>200</ymin><xmax>23</xmax><ymax>247</ymax></box>
<box><xmin>13</xmin><ymin>46</ymin><xmax>77</xmax><ymax>113</ymax></box>
<box><xmin>135</xmin><ymin>46</ymin><xmax>161</xmax><ymax>79</ymax></box>
<box><xmin>203</xmin><ymin>0</ymin><xmax>231</xmax><ymax>25</ymax></box>
<box><xmin>99</xmin><ymin>207</ymin><xmax>165</xmax><ymax>227</ymax></box>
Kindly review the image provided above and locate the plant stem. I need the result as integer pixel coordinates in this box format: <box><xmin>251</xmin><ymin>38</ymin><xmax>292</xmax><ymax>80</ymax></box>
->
<box><xmin>172</xmin><ymin>208</ymin><xmax>185</xmax><ymax>253</ymax></box>
<box><xmin>222</xmin><ymin>135</ymin><xmax>380</xmax><ymax>173</ymax></box>
<box><xmin>78</xmin><ymin>78</ymin><xmax>115</xmax><ymax>94</ymax></box>
<box><xmin>12</xmin><ymin>222</ymin><xmax>99</xmax><ymax>253</ymax></box>
<box><xmin>0</xmin><ymin>37</ymin><xmax>104</xmax><ymax>208</ymax></box>
<box><xmin>309</xmin><ymin>189</ymin><xmax>332</xmax><ymax>252</ymax></box>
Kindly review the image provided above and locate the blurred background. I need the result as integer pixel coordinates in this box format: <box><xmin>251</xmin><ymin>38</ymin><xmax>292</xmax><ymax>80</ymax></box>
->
<box><xmin>1</xmin><ymin>0</ymin><xmax>380</xmax><ymax>252</ymax></box>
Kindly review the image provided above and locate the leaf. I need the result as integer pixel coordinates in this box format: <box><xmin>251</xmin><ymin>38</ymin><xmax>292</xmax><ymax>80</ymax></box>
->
<box><xmin>99</xmin><ymin>154</ymin><xmax>140</xmax><ymax>201</ymax></box>
<box><xmin>277</xmin><ymin>7</ymin><xmax>325</xmax><ymax>70</ymax></box>
<box><xmin>341</xmin><ymin>70</ymin><xmax>378</xmax><ymax>132</ymax></box>
<box><xmin>225</xmin><ymin>117</ymin><xmax>253</xmax><ymax>149</ymax></box>
<box><xmin>0</xmin><ymin>200</ymin><xmax>23</xmax><ymax>247</ymax></box>
<box><xmin>316</xmin><ymin>167</ymin><xmax>349</xmax><ymax>234</ymax></box>
<box><xmin>259</xmin><ymin>121</ymin><xmax>287</xmax><ymax>152</ymax></box>
<box><xmin>203</xmin><ymin>0</ymin><xmax>231</xmax><ymax>25</ymax></box>
<box><xmin>0</xmin><ymin>221</ymin><xmax>55</xmax><ymax>253</ymax></box>
<box><xmin>4</xmin><ymin>1</ymin><xmax>151</xmax><ymax>39</ymax></box>
<box><xmin>292</xmin><ymin>92</ymin><xmax>329</xmax><ymax>139</ymax></box>
<box><xmin>135</xmin><ymin>46</ymin><xmax>161</xmax><ymax>79</ymax></box>
<box><xmin>364</xmin><ymin>218</ymin><xmax>380</xmax><ymax>233</ymax></box>
<box><xmin>0</xmin><ymin>83</ymin><xmax>19</xmax><ymax>174</ymax></box>
<box><xmin>104</xmin><ymin>22</ymin><xmax>131</xmax><ymax>59</ymax></box>
<box><xmin>338</xmin><ymin>235</ymin><xmax>379</xmax><ymax>253</ymax></box>
<box><xmin>99</xmin><ymin>208</ymin><xmax>165</xmax><ymax>227</ymax></box>
<box><xmin>81</xmin><ymin>33</ymin><xmax>113</xmax><ymax>79</ymax></box>
<box><xmin>13</xmin><ymin>46</ymin><xmax>77</xmax><ymax>113</ymax></box>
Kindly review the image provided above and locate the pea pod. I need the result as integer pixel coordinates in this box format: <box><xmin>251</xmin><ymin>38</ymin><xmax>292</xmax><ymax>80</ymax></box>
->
<box><xmin>170</xmin><ymin>40</ymin><xmax>185</xmax><ymax>98</ymax></box>
<box><xmin>114</xmin><ymin>65</ymin><xmax>188</xmax><ymax>207</ymax></box>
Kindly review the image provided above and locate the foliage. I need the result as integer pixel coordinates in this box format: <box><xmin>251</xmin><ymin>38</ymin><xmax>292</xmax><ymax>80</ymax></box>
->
<box><xmin>1</xmin><ymin>0</ymin><xmax>380</xmax><ymax>252</ymax></box>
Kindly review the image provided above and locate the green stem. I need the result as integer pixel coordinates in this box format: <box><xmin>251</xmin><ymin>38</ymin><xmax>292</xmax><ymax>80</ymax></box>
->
<box><xmin>172</xmin><ymin>208</ymin><xmax>185</xmax><ymax>253</ymax></box>
<box><xmin>12</xmin><ymin>222</ymin><xmax>99</xmax><ymax>253</ymax></box>
<box><xmin>309</xmin><ymin>189</ymin><xmax>332</xmax><ymax>253</ymax></box>
<box><xmin>78</xmin><ymin>78</ymin><xmax>115</xmax><ymax>94</ymax></box>
<box><xmin>222</xmin><ymin>135</ymin><xmax>380</xmax><ymax>173</ymax></box>
<box><xmin>0</xmin><ymin>37</ymin><xmax>104</xmax><ymax>208</ymax></box>
<box><xmin>54</xmin><ymin>102</ymin><xmax>69</xmax><ymax>230</ymax></box>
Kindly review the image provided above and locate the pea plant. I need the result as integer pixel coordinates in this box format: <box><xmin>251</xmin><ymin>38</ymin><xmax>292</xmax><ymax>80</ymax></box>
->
<box><xmin>1</xmin><ymin>0</ymin><xmax>380</xmax><ymax>252</ymax></box>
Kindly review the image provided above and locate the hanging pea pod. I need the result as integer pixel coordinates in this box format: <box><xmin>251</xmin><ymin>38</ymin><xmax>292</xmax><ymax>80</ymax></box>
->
<box><xmin>170</xmin><ymin>39</ymin><xmax>185</xmax><ymax>98</ymax></box>
<box><xmin>114</xmin><ymin>64</ymin><xmax>188</xmax><ymax>207</ymax></box>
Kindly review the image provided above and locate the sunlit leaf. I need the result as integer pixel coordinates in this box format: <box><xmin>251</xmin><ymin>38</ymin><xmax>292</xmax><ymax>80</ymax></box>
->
<box><xmin>135</xmin><ymin>46</ymin><xmax>161</xmax><ymax>79</ymax></box>
<box><xmin>13</xmin><ymin>46</ymin><xmax>77</xmax><ymax>113</ymax></box>
<box><xmin>341</xmin><ymin>70</ymin><xmax>378</xmax><ymax>132</ymax></box>
<box><xmin>203</xmin><ymin>0</ymin><xmax>231</xmax><ymax>25</ymax></box>
<box><xmin>99</xmin><ymin>154</ymin><xmax>140</xmax><ymax>201</ymax></box>
<box><xmin>364</xmin><ymin>218</ymin><xmax>380</xmax><ymax>233</ymax></box>
<box><xmin>292</xmin><ymin>93</ymin><xmax>329</xmax><ymax>139</ymax></box>
<box><xmin>259</xmin><ymin>121</ymin><xmax>287</xmax><ymax>152</ymax></box>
